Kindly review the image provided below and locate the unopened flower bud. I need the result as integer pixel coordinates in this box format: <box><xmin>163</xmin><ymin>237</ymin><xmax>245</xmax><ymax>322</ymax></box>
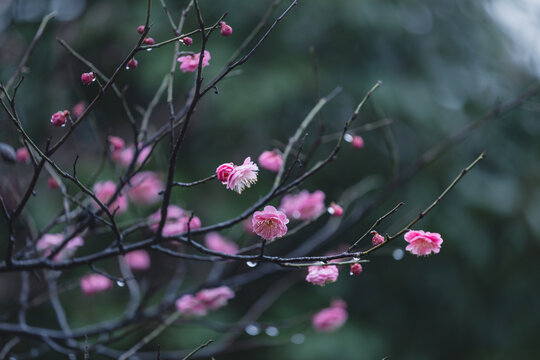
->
<box><xmin>50</xmin><ymin>110</ymin><xmax>69</xmax><ymax>127</ymax></box>
<box><xmin>143</xmin><ymin>37</ymin><xmax>155</xmax><ymax>45</ymax></box>
<box><xmin>47</xmin><ymin>177</ymin><xmax>60</xmax><ymax>190</ymax></box>
<box><xmin>220</xmin><ymin>21</ymin><xmax>233</xmax><ymax>36</ymax></box>
<box><xmin>350</xmin><ymin>263</ymin><xmax>363</xmax><ymax>275</ymax></box>
<box><xmin>351</xmin><ymin>135</ymin><xmax>364</xmax><ymax>149</ymax></box>
<box><xmin>371</xmin><ymin>231</ymin><xmax>385</xmax><ymax>246</ymax></box>
<box><xmin>137</xmin><ymin>25</ymin><xmax>145</xmax><ymax>34</ymax></box>
<box><xmin>126</xmin><ymin>58</ymin><xmax>138</xmax><ymax>70</ymax></box>
<box><xmin>182</xmin><ymin>36</ymin><xmax>193</xmax><ymax>46</ymax></box>
<box><xmin>80</xmin><ymin>72</ymin><xmax>95</xmax><ymax>85</ymax></box>
<box><xmin>328</xmin><ymin>202</ymin><xmax>343</xmax><ymax>217</ymax></box>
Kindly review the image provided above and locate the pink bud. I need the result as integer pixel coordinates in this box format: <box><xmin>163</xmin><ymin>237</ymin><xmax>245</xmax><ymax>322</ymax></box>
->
<box><xmin>16</xmin><ymin>147</ymin><xmax>30</xmax><ymax>163</ymax></box>
<box><xmin>126</xmin><ymin>58</ymin><xmax>138</xmax><ymax>70</ymax></box>
<box><xmin>350</xmin><ymin>263</ymin><xmax>363</xmax><ymax>275</ymax></box>
<box><xmin>50</xmin><ymin>110</ymin><xmax>69</xmax><ymax>127</ymax></box>
<box><xmin>72</xmin><ymin>101</ymin><xmax>86</xmax><ymax>118</ymax></box>
<box><xmin>220</xmin><ymin>21</ymin><xmax>233</xmax><ymax>36</ymax></box>
<box><xmin>182</xmin><ymin>36</ymin><xmax>193</xmax><ymax>46</ymax></box>
<box><xmin>328</xmin><ymin>202</ymin><xmax>343</xmax><ymax>217</ymax></box>
<box><xmin>351</xmin><ymin>135</ymin><xmax>364</xmax><ymax>149</ymax></box>
<box><xmin>47</xmin><ymin>177</ymin><xmax>60</xmax><ymax>190</ymax></box>
<box><xmin>137</xmin><ymin>25</ymin><xmax>145</xmax><ymax>34</ymax></box>
<box><xmin>125</xmin><ymin>250</ymin><xmax>151</xmax><ymax>271</ymax></box>
<box><xmin>371</xmin><ymin>231</ymin><xmax>385</xmax><ymax>246</ymax></box>
<box><xmin>143</xmin><ymin>37</ymin><xmax>155</xmax><ymax>45</ymax></box>
<box><xmin>80</xmin><ymin>72</ymin><xmax>95</xmax><ymax>85</ymax></box>
<box><xmin>107</xmin><ymin>136</ymin><xmax>125</xmax><ymax>152</ymax></box>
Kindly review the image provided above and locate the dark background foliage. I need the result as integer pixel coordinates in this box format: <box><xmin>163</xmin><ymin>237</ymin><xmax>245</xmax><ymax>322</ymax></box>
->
<box><xmin>1</xmin><ymin>0</ymin><xmax>539</xmax><ymax>358</ymax></box>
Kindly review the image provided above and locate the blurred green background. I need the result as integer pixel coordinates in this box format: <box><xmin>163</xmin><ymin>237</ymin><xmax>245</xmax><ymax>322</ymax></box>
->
<box><xmin>1</xmin><ymin>0</ymin><xmax>540</xmax><ymax>358</ymax></box>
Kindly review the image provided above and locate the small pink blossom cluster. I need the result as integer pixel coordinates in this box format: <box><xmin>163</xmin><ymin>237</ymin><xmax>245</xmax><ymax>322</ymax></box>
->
<box><xmin>93</xmin><ymin>180</ymin><xmax>128</xmax><ymax>214</ymax></box>
<box><xmin>404</xmin><ymin>230</ymin><xmax>443</xmax><ymax>256</ymax></box>
<box><xmin>258</xmin><ymin>149</ymin><xmax>283</xmax><ymax>172</ymax></box>
<box><xmin>50</xmin><ymin>110</ymin><xmax>69</xmax><ymax>127</ymax></box>
<box><xmin>16</xmin><ymin>147</ymin><xmax>30</xmax><ymax>163</ymax></box>
<box><xmin>312</xmin><ymin>299</ymin><xmax>348</xmax><ymax>332</ymax></box>
<box><xmin>177</xmin><ymin>50</ymin><xmax>211</xmax><ymax>73</ymax></box>
<box><xmin>127</xmin><ymin>171</ymin><xmax>163</xmax><ymax>206</ymax></box>
<box><xmin>108</xmin><ymin>136</ymin><xmax>151</xmax><ymax>168</ymax></box>
<box><xmin>148</xmin><ymin>205</ymin><xmax>201</xmax><ymax>237</ymax></box>
<box><xmin>175</xmin><ymin>286</ymin><xmax>234</xmax><ymax>317</ymax></box>
<box><xmin>80</xmin><ymin>72</ymin><xmax>95</xmax><ymax>85</ymax></box>
<box><xmin>280</xmin><ymin>190</ymin><xmax>326</xmax><ymax>220</ymax></box>
<box><xmin>216</xmin><ymin>157</ymin><xmax>259</xmax><ymax>194</ymax></box>
<box><xmin>36</xmin><ymin>233</ymin><xmax>84</xmax><ymax>261</ymax></box>
<box><xmin>124</xmin><ymin>250</ymin><xmax>151</xmax><ymax>271</ymax></box>
<box><xmin>205</xmin><ymin>232</ymin><xmax>238</xmax><ymax>255</ymax></box>
<box><xmin>252</xmin><ymin>205</ymin><xmax>289</xmax><ymax>240</ymax></box>
<box><xmin>80</xmin><ymin>274</ymin><xmax>113</xmax><ymax>296</ymax></box>
<box><xmin>306</xmin><ymin>264</ymin><xmax>339</xmax><ymax>286</ymax></box>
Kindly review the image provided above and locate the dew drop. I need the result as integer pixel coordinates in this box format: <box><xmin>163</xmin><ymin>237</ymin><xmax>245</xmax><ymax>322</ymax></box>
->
<box><xmin>327</xmin><ymin>207</ymin><xmax>335</xmax><ymax>215</ymax></box>
<box><xmin>146</xmin><ymin>48</ymin><xmax>152</xmax><ymax>52</ymax></box>
<box><xmin>265</xmin><ymin>326</ymin><xmax>279</xmax><ymax>337</ymax></box>
<box><xmin>116</xmin><ymin>279</ymin><xmax>125</xmax><ymax>287</ymax></box>
<box><xmin>245</xmin><ymin>323</ymin><xmax>260</xmax><ymax>336</ymax></box>
<box><xmin>246</xmin><ymin>261</ymin><xmax>258</xmax><ymax>268</ymax></box>
<box><xmin>392</xmin><ymin>248</ymin><xmax>404</xmax><ymax>261</ymax></box>
<box><xmin>344</xmin><ymin>133</ymin><xmax>353</xmax><ymax>143</ymax></box>
<box><xmin>291</xmin><ymin>333</ymin><xmax>305</xmax><ymax>344</ymax></box>
<box><xmin>349</xmin><ymin>271</ymin><xmax>354</xmax><ymax>276</ymax></box>
<box><xmin>352</xmin><ymin>257</ymin><xmax>360</xmax><ymax>262</ymax></box>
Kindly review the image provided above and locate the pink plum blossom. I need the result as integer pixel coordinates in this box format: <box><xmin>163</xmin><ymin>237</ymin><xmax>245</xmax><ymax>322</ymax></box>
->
<box><xmin>47</xmin><ymin>177</ymin><xmax>60</xmax><ymax>190</ymax></box>
<box><xmin>280</xmin><ymin>190</ymin><xmax>326</xmax><ymax>220</ymax></box>
<box><xmin>351</xmin><ymin>135</ymin><xmax>364</xmax><ymax>149</ymax></box>
<box><xmin>350</xmin><ymin>263</ymin><xmax>363</xmax><ymax>275</ymax></box>
<box><xmin>16</xmin><ymin>147</ymin><xmax>30</xmax><ymax>163</ymax></box>
<box><xmin>205</xmin><ymin>232</ymin><xmax>238</xmax><ymax>255</ymax></box>
<box><xmin>226</xmin><ymin>157</ymin><xmax>258</xmax><ymax>194</ymax></box>
<box><xmin>220</xmin><ymin>21</ymin><xmax>233</xmax><ymax>36</ymax></box>
<box><xmin>148</xmin><ymin>205</ymin><xmax>201</xmax><ymax>236</ymax></box>
<box><xmin>109</xmin><ymin>137</ymin><xmax>151</xmax><ymax>167</ymax></box>
<box><xmin>175</xmin><ymin>294</ymin><xmax>207</xmax><ymax>317</ymax></box>
<box><xmin>80</xmin><ymin>72</ymin><xmax>95</xmax><ymax>85</ymax></box>
<box><xmin>182</xmin><ymin>36</ymin><xmax>193</xmax><ymax>46</ymax></box>
<box><xmin>196</xmin><ymin>286</ymin><xmax>235</xmax><ymax>310</ymax></box>
<box><xmin>126</xmin><ymin>58</ymin><xmax>138</xmax><ymax>70</ymax></box>
<box><xmin>328</xmin><ymin>202</ymin><xmax>343</xmax><ymax>216</ymax></box>
<box><xmin>137</xmin><ymin>25</ymin><xmax>145</xmax><ymax>34</ymax></box>
<box><xmin>72</xmin><ymin>101</ymin><xmax>86</xmax><ymax>117</ymax></box>
<box><xmin>258</xmin><ymin>149</ymin><xmax>283</xmax><ymax>172</ymax></box>
<box><xmin>216</xmin><ymin>162</ymin><xmax>235</xmax><ymax>184</ymax></box>
<box><xmin>305</xmin><ymin>265</ymin><xmax>339</xmax><ymax>286</ymax></box>
<box><xmin>143</xmin><ymin>37</ymin><xmax>155</xmax><ymax>45</ymax></box>
<box><xmin>80</xmin><ymin>274</ymin><xmax>113</xmax><ymax>296</ymax></box>
<box><xmin>404</xmin><ymin>230</ymin><xmax>443</xmax><ymax>256</ymax></box>
<box><xmin>108</xmin><ymin>136</ymin><xmax>125</xmax><ymax>151</ymax></box>
<box><xmin>50</xmin><ymin>110</ymin><xmax>69</xmax><ymax>127</ymax></box>
<box><xmin>177</xmin><ymin>50</ymin><xmax>211</xmax><ymax>73</ymax></box>
<box><xmin>37</xmin><ymin>233</ymin><xmax>84</xmax><ymax>261</ymax></box>
<box><xmin>124</xmin><ymin>250</ymin><xmax>151</xmax><ymax>271</ymax></box>
<box><xmin>372</xmin><ymin>231</ymin><xmax>385</xmax><ymax>246</ymax></box>
<box><xmin>127</xmin><ymin>172</ymin><xmax>163</xmax><ymax>205</ymax></box>
<box><xmin>252</xmin><ymin>205</ymin><xmax>289</xmax><ymax>240</ymax></box>
<box><xmin>93</xmin><ymin>181</ymin><xmax>128</xmax><ymax>214</ymax></box>
<box><xmin>175</xmin><ymin>286</ymin><xmax>234</xmax><ymax>317</ymax></box>
<box><xmin>312</xmin><ymin>300</ymin><xmax>348</xmax><ymax>332</ymax></box>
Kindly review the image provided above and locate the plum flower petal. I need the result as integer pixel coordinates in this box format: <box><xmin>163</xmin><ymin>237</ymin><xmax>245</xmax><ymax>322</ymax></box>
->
<box><xmin>124</xmin><ymin>250</ymin><xmax>151</xmax><ymax>271</ymax></box>
<box><xmin>176</xmin><ymin>294</ymin><xmax>207</xmax><ymax>317</ymax></box>
<box><xmin>127</xmin><ymin>172</ymin><xmax>163</xmax><ymax>205</ymax></box>
<box><xmin>148</xmin><ymin>205</ymin><xmax>201</xmax><ymax>236</ymax></box>
<box><xmin>80</xmin><ymin>274</ymin><xmax>113</xmax><ymax>296</ymax></box>
<box><xmin>205</xmin><ymin>232</ymin><xmax>238</xmax><ymax>255</ymax></box>
<box><xmin>177</xmin><ymin>50</ymin><xmax>211</xmax><ymax>73</ymax></box>
<box><xmin>258</xmin><ymin>149</ymin><xmax>283</xmax><ymax>172</ymax></box>
<box><xmin>312</xmin><ymin>300</ymin><xmax>348</xmax><ymax>332</ymax></box>
<box><xmin>196</xmin><ymin>286</ymin><xmax>235</xmax><ymax>310</ymax></box>
<box><xmin>280</xmin><ymin>190</ymin><xmax>326</xmax><ymax>220</ymax></box>
<box><xmin>37</xmin><ymin>233</ymin><xmax>84</xmax><ymax>261</ymax></box>
<box><xmin>226</xmin><ymin>157</ymin><xmax>258</xmax><ymax>194</ymax></box>
<box><xmin>216</xmin><ymin>162</ymin><xmax>235</xmax><ymax>184</ymax></box>
<box><xmin>93</xmin><ymin>181</ymin><xmax>128</xmax><ymax>214</ymax></box>
<box><xmin>305</xmin><ymin>265</ymin><xmax>339</xmax><ymax>286</ymax></box>
<box><xmin>252</xmin><ymin>205</ymin><xmax>289</xmax><ymax>240</ymax></box>
<box><xmin>404</xmin><ymin>230</ymin><xmax>443</xmax><ymax>256</ymax></box>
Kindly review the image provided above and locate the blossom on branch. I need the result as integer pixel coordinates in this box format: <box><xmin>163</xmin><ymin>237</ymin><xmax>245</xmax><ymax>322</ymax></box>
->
<box><xmin>93</xmin><ymin>180</ymin><xmax>128</xmax><ymax>214</ymax></box>
<box><xmin>280</xmin><ymin>190</ymin><xmax>326</xmax><ymax>220</ymax></box>
<box><xmin>306</xmin><ymin>265</ymin><xmax>339</xmax><ymax>286</ymax></box>
<box><xmin>205</xmin><ymin>232</ymin><xmax>238</xmax><ymax>255</ymax></box>
<box><xmin>404</xmin><ymin>230</ymin><xmax>443</xmax><ymax>256</ymax></box>
<box><xmin>177</xmin><ymin>50</ymin><xmax>211</xmax><ymax>73</ymax></box>
<box><xmin>252</xmin><ymin>205</ymin><xmax>289</xmax><ymax>240</ymax></box>
<box><xmin>124</xmin><ymin>250</ymin><xmax>151</xmax><ymax>271</ymax></box>
<box><xmin>148</xmin><ymin>205</ymin><xmax>201</xmax><ymax>236</ymax></box>
<box><xmin>80</xmin><ymin>274</ymin><xmax>113</xmax><ymax>296</ymax></box>
<box><xmin>258</xmin><ymin>149</ymin><xmax>283</xmax><ymax>172</ymax></box>
<box><xmin>226</xmin><ymin>157</ymin><xmax>259</xmax><ymax>194</ymax></box>
<box><xmin>175</xmin><ymin>286</ymin><xmax>235</xmax><ymax>317</ymax></box>
<box><xmin>36</xmin><ymin>233</ymin><xmax>84</xmax><ymax>261</ymax></box>
<box><xmin>127</xmin><ymin>171</ymin><xmax>163</xmax><ymax>205</ymax></box>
